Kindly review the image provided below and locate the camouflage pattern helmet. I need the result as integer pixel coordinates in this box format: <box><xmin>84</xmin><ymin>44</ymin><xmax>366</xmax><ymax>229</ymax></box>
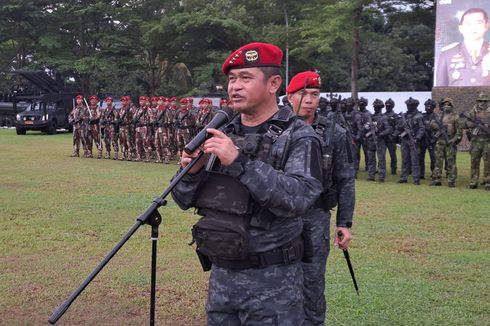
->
<box><xmin>405</xmin><ymin>97</ymin><xmax>419</xmax><ymax>106</ymax></box>
<box><xmin>440</xmin><ymin>98</ymin><xmax>454</xmax><ymax>107</ymax></box>
<box><xmin>424</xmin><ymin>99</ymin><xmax>437</xmax><ymax>108</ymax></box>
<box><xmin>373</xmin><ymin>98</ymin><xmax>384</xmax><ymax>108</ymax></box>
<box><xmin>477</xmin><ymin>93</ymin><xmax>490</xmax><ymax>102</ymax></box>
<box><xmin>358</xmin><ymin>97</ymin><xmax>368</xmax><ymax>105</ymax></box>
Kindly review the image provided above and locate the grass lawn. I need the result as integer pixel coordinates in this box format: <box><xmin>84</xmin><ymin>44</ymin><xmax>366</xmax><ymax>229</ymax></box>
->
<box><xmin>0</xmin><ymin>128</ymin><xmax>488</xmax><ymax>325</ymax></box>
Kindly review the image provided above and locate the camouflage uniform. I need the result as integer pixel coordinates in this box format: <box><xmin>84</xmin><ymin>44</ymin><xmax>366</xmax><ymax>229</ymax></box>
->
<box><xmin>369</xmin><ymin>100</ymin><xmax>393</xmax><ymax>181</ymax></box>
<box><xmin>101</xmin><ymin>101</ymin><xmax>119</xmax><ymax>160</ymax></box>
<box><xmin>118</xmin><ymin>97</ymin><xmax>133</xmax><ymax>161</ymax></box>
<box><xmin>429</xmin><ymin>98</ymin><xmax>462</xmax><ymax>187</ymax></box>
<box><xmin>154</xmin><ymin>104</ymin><xmax>173</xmax><ymax>163</ymax></box>
<box><xmin>133</xmin><ymin>102</ymin><xmax>152</xmax><ymax>162</ymax></box>
<box><xmin>68</xmin><ymin>101</ymin><xmax>85</xmax><ymax>157</ymax></box>
<box><xmin>302</xmin><ymin>112</ymin><xmax>355</xmax><ymax>326</ymax></box>
<box><xmin>420</xmin><ymin>99</ymin><xmax>437</xmax><ymax>180</ymax></box>
<box><xmin>395</xmin><ymin>98</ymin><xmax>425</xmax><ymax>184</ymax></box>
<box><xmin>196</xmin><ymin>105</ymin><xmax>216</xmax><ymax>133</ymax></box>
<box><xmin>171</xmin><ymin>107</ymin><xmax>323</xmax><ymax>325</ymax></box>
<box><xmin>357</xmin><ymin>98</ymin><xmax>371</xmax><ymax>172</ymax></box>
<box><xmin>129</xmin><ymin>104</ymin><xmax>138</xmax><ymax>159</ymax></box>
<box><xmin>84</xmin><ymin>102</ymin><xmax>102</xmax><ymax>158</ymax></box>
<box><xmin>460</xmin><ymin>93</ymin><xmax>490</xmax><ymax>190</ymax></box>
<box><xmin>384</xmin><ymin>98</ymin><xmax>398</xmax><ymax>175</ymax></box>
<box><xmin>175</xmin><ymin>107</ymin><xmax>195</xmax><ymax>158</ymax></box>
<box><xmin>342</xmin><ymin>98</ymin><xmax>362</xmax><ymax>176</ymax></box>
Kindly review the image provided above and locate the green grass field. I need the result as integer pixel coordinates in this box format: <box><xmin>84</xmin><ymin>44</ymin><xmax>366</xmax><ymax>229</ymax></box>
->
<box><xmin>0</xmin><ymin>128</ymin><xmax>488</xmax><ymax>325</ymax></box>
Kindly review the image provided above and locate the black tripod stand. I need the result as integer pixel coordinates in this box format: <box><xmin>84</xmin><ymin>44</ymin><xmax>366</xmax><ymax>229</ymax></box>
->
<box><xmin>48</xmin><ymin>153</ymin><xmax>204</xmax><ymax>325</ymax></box>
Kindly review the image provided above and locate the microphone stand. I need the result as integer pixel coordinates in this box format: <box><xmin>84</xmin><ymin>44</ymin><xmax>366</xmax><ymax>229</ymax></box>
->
<box><xmin>48</xmin><ymin>152</ymin><xmax>205</xmax><ymax>325</ymax></box>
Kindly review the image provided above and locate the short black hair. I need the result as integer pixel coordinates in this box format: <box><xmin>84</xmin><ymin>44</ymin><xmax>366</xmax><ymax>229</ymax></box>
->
<box><xmin>259</xmin><ymin>66</ymin><xmax>283</xmax><ymax>81</ymax></box>
<box><xmin>460</xmin><ymin>8</ymin><xmax>488</xmax><ymax>25</ymax></box>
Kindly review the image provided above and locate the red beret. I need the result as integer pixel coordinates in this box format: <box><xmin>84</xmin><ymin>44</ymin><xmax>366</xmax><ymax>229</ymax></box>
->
<box><xmin>158</xmin><ymin>96</ymin><xmax>166</xmax><ymax>101</ymax></box>
<box><xmin>105</xmin><ymin>97</ymin><xmax>113</xmax><ymax>102</ymax></box>
<box><xmin>198</xmin><ymin>98</ymin><xmax>204</xmax><ymax>104</ymax></box>
<box><xmin>151</xmin><ymin>96</ymin><xmax>159</xmax><ymax>102</ymax></box>
<box><xmin>188</xmin><ymin>98</ymin><xmax>194</xmax><ymax>103</ymax></box>
<box><xmin>139</xmin><ymin>96</ymin><xmax>148</xmax><ymax>101</ymax></box>
<box><xmin>120</xmin><ymin>95</ymin><xmax>130</xmax><ymax>101</ymax></box>
<box><xmin>90</xmin><ymin>95</ymin><xmax>98</xmax><ymax>101</ymax></box>
<box><xmin>75</xmin><ymin>95</ymin><xmax>83</xmax><ymax>100</ymax></box>
<box><xmin>179</xmin><ymin>98</ymin><xmax>187</xmax><ymax>104</ymax></box>
<box><xmin>169</xmin><ymin>97</ymin><xmax>177</xmax><ymax>102</ymax></box>
<box><xmin>222</xmin><ymin>42</ymin><xmax>283</xmax><ymax>75</ymax></box>
<box><xmin>286</xmin><ymin>71</ymin><xmax>321</xmax><ymax>94</ymax></box>
<box><xmin>220</xmin><ymin>98</ymin><xmax>228</xmax><ymax>104</ymax></box>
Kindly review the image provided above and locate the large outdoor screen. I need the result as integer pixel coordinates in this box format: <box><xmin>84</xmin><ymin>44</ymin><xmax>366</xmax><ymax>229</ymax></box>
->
<box><xmin>434</xmin><ymin>0</ymin><xmax>490</xmax><ymax>87</ymax></box>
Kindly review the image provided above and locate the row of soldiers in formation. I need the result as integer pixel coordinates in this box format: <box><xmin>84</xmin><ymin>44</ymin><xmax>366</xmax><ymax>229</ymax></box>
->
<box><xmin>283</xmin><ymin>93</ymin><xmax>490</xmax><ymax>190</ymax></box>
<box><xmin>68</xmin><ymin>95</ymin><xmax>225</xmax><ymax>163</ymax></box>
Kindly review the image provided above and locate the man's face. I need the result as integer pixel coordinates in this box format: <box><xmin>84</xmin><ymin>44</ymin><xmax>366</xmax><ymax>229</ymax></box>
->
<box><xmin>76</xmin><ymin>99</ymin><xmax>83</xmax><ymax>105</ymax></box>
<box><xmin>287</xmin><ymin>88</ymin><xmax>320</xmax><ymax>120</ymax></box>
<box><xmin>227</xmin><ymin>67</ymin><xmax>278</xmax><ymax>113</ymax></box>
<box><xmin>90</xmin><ymin>98</ymin><xmax>97</xmax><ymax>106</ymax></box>
<box><xmin>139</xmin><ymin>99</ymin><xmax>146</xmax><ymax>107</ymax></box>
<box><xmin>459</xmin><ymin>12</ymin><xmax>489</xmax><ymax>42</ymax></box>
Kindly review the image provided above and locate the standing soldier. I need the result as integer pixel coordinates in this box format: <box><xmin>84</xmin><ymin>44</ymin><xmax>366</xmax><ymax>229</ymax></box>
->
<box><xmin>429</xmin><ymin>98</ymin><xmax>462</xmax><ymax>187</ymax></box>
<box><xmin>148</xmin><ymin>96</ymin><xmax>159</xmax><ymax>157</ymax></box>
<box><xmin>287</xmin><ymin>71</ymin><xmax>355</xmax><ymax>325</ymax></box>
<box><xmin>168</xmin><ymin>97</ymin><xmax>179</xmax><ymax>159</ymax></box>
<box><xmin>68</xmin><ymin>95</ymin><xmax>86</xmax><ymax>157</ymax></box>
<box><xmin>118</xmin><ymin>95</ymin><xmax>133</xmax><ymax>161</ymax></box>
<box><xmin>154</xmin><ymin>96</ymin><xmax>169</xmax><ymax>163</ymax></box>
<box><xmin>133</xmin><ymin>96</ymin><xmax>152</xmax><ymax>162</ymax></box>
<box><xmin>370</xmin><ymin>99</ymin><xmax>393</xmax><ymax>182</ymax></box>
<box><xmin>219</xmin><ymin>98</ymin><xmax>228</xmax><ymax>110</ymax></box>
<box><xmin>343</xmin><ymin>98</ymin><xmax>362</xmax><ymax>176</ymax></box>
<box><xmin>101</xmin><ymin>97</ymin><xmax>119</xmax><ymax>160</ymax></box>
<box><xmin>460</xmin><ymin>93</ymin><xmax>490</xmax><ymax>190</ymax></box>
<box><xmin>196</xmin><ymin>98</ymin><xmax>216</xmax><ymax>133</ymax></box>
<box><xmin>175</xmin><ymin>97</ymin><xmax>195</xmax><ymax>160</ymax></box>
<box><xmin>420</xmin><ymin>99</ymin><xmax>437</xmax><ymax>180</ymax></box>
<box><xmin>358</xmin><ymin>97</ymin><xmax>371</xmax><ymax>171</ymax></box>
<box><xmin>384</xmin><ymin>98</ymin><xmax>399</xmax><ymax>175</ymax></box>
<box><xmin>85</xmin><ymin>95</ymin><xmax>102</xmax><ymax>159</ymax></box>
<box><xmin>395</xmin><ymin>97</ymin><xmax>425</xmax><ymax>185</ymax></box>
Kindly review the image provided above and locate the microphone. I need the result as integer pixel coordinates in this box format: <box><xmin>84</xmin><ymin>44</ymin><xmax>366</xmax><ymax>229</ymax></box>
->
<box><xmin>184</xmin><ymin>106</ymin><xmax>236</xmax><ymax>154</ymax></box>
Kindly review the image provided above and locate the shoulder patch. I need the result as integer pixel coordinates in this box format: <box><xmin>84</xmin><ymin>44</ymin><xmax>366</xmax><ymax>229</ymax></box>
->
<box><xmin>441</xmin><ymin>42</ymin><xmax>459</xmax><ymax>52</ymax></box>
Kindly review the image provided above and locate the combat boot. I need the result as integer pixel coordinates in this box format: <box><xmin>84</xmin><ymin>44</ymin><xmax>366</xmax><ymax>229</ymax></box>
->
<box><xmin>119</xmin><ymin>152</ymin><xmax>125</xmax><ymax>161</ymax></box>
<box><xmin>391</xmin><ymin>168</ymin><xmax>397</xmax><ymax>175</ymax></box>
<box><xmin>97</xmin><ymin>150</ymin><xmax>102</xmax><ymax>159</ymax></box>
<box><xmin>398</xmin><ymin>179</ymin><xmax>407</xmax><ymax>184</ymax></box>
<box><xmin>105</xmin><ymin>151</ymin><xmax>111</xmax><ymax>159</ymax></box>
<box><xmin>70</xmin><ymin>150</ymin><xmax>79</xmax><ymax>157</ymax></box>
<box><xmin>114</xmin><ymin>152</ymin><xmax>119</xmax><ymax>160</ymax></box>
<box><xmin>448</xmin><ymin>182</ymin><xmax>455</xmax><ymax>188</ymax></box>
<box><xmin>414</xmin><ymin>180</ymin><xmax>420</xmax><ymax>185</ymax></box>
<box><xmin>134</xmin><ymin>153</ymin><xmax>141</xmax><ymax>162</ymax></box>
<box><xmin>430</xmin><ymin>180</ymin><xmax>442</xmax><ymax>186</ymax></box>
<box><xmin>468</xmin><ymin>183</ymin><xmax>478</xmax><ymax>189</ymax></box>
<box><xmin>377</xmin><ymin>178</ymin><xmax>384</xmax><ymax>183</ymax></box>
<box><xmin>145</xmin><ymin>152</ymin><xmax>151</xmax><ymax>163</ymax></box>
<box><xmin>485</xmin><ymin>184</ymin><xmax>490</xmax><ymax>191</ymax></box>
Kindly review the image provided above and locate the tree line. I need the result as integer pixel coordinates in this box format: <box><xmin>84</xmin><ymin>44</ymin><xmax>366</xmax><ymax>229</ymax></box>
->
<box><xmin>0</xmin><ymin>0</ymin><xmax>435</xmax><ymax>97</ymax></box>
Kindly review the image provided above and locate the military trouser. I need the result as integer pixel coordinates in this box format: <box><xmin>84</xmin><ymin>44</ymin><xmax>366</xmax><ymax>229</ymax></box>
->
<box><xmin>302</xmin><ymin>208</ymin><xmax>330</xmax><ymax>326</ymax></box>
<box><xmin>375</xmin><ymin>138</ymin><xmax>388</xmax><ymax>180</ymax></box>
<box><xmin>434</xmin><ymin>140</ymin><xmax>457</xmax><ymax>184</ymax></box>
<box><xmin>419</xmin><ymin>139</ymin><xmax>436</xmax><ymax>179</ymax></box>
<box><xmin>129</xmin><ymin>125</ymin><xmax>137</xmax><ymax>158</ymax></box>
<box><xmin>365</xmin><ymin>138</ymin><xmax>377</xmax><ymax>179</ymax></box>
<box><xmin>103</xmin><ymin>125</ymin><xmax>119</xmax><ymax>158</ymax></box>
<box><xmin>386</xmin><ymin>138</ymin><xmax>398</xmax><ymax>174</ymax></box>
<box><xmin>360</xmin><ymin>138</ymin><xmax>369</xmax><ymax>171</ymax></box>
<box><xmin>155</xmin><ymin>128</ymin><xmax>172</xmax><ymax>163</ymax></box>
<box><xmin>119</xmin><ymin>125</ymin><xmax>131</xmax><ymax>160</ymax></box>
<box><xmin>352</xmin><ymin>139</ymin><xmax>361</xmax><ymax>175</ymax></box>
<box><xmin>87</xmin><ymin>127</ymin><xmax>102</xmax><ymax>157</ymax></box>
<box><xmin>469</xmin><ymin>138</ymin><xmax>490</xmax><ymax>187</ymax></box>
<box><xmin>135</xmin><ymin>126</ymin><xmax>151</xmax><ymax>161</ymax></box>
<box><xmin>72</xmin><ymin>125</ymin><xmax>83</xmax><ymax>156</ymax></box>
<box><xmin>400</xmin><ymin>140</ymin><xmax>421</xmax><ymax>182</ymax></box>
<box><xmin>176</xmin><ymin>128</ymin><xmax>191</xmax><ymax>157</ymax></box>
<box><xmin>206</xmin><ymin>263</ymin><xmax>304</xmax><ymax>326</ymax></box>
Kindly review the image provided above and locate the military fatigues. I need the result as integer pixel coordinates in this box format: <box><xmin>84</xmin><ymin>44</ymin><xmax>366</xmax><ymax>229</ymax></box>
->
<box><xmin>395</xmin><ymin>105</ymin><xmax>425</xmax><ymax>184</ymax></box>
<box><xmin>371</xmin><ymin>110</ymin><xmax>393</xmax><ymax>181</ymax></box>
<box><xmin>196</xmin><ymin>108</ymin><xmax>216</xmax><ymax>133</ymax></box>
<box><xmin>343</xmin><ymin>107</ymin><xmax>362</xmax><ymax>175</ymax></box>
<box><xmin>171</xmin><ymin>107</ymin><xmax>322</xmax><ymax>325</ymax></box>
<box><xmin>384</xmin><ymin>102</ymin><xmax>399</xmax><ymax>175</ymax></box>
<box><xmin>436</xmin><ymin>42</ymin><xmax>490</xmax><ymax>87</ymax></box>
<box><xmin>429</xmin><ymin>105</ymin><xmax>461</xmax><ymax>187</ymax></box>
<box><xmin>460</xmin><ymin>100</ymin><xmax>490</xmax><ymax>189</ymax></box>
<box><xmin>133</xmin><ymin>106</ymin><xmax>152</xmax><ymax>162</ymax></box>
<box><xmin>129</xmin><ymin>105</ymin><xmax>138</xmax><ymax>159</ymax></box>
<box><xmin>175</xmin><ymin>109</ymin><xmax>195</xmax><ymax>158</ymax></box>
<box><xmin>85</xmin><ymin>105</ymin><xmax>102</xmax><ymax>158</ymax></box>
<box><xmin>154</xmin><ymin>107</ymin><xmax>173</xmax><ymax>163</ymax></box>
<box><xmin>420</xmin><ymin>106</ymin><xmax>436</xmax><ymax>180</ymax></box>
<box><xmin>101</xmin><ymin>107</ymin><xmax>119</xmax><ymax>159</ymax></box>
<box><xmin>68</xmin><ymin>104</ymin><xmax>85</xmax><ymax>157</ymax></box>
<box><xmin>118</xmin><ymin>105</ymin><xmax>133</xmax><ymax>161</ymax></box>
<box><xmin>302</xmin><ymin>113</ymin><xmax>355</xmax><ymax>326</ymax></box>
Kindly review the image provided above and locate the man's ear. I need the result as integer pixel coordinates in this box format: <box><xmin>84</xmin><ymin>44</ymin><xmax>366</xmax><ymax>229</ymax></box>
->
<box><xmin>269</xmin><ymin>75</ymin><xmax>282</xmax><ymax>95</ymax></box>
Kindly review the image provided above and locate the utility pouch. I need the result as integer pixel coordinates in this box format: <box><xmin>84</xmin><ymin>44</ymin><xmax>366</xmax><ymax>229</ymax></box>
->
<box><xmin>192</xmin><ymin>210</ymin><xmax>250</xmax><ymax>260</ymax></box>
<box><xmin>195</xmin><ymin>249</ymin><xmax>212</xmax><ymax>272</ymax></box>
<box><xmin>302</xmin><ymin>225</ymin><xmax>314</xmax><ymax>263</ymax></box>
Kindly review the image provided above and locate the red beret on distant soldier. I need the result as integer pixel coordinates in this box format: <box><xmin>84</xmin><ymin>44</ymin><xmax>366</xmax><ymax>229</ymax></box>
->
<box><xmin>220</xmin><ymin>98</ymin><xmax>228</xmax><ymax>105</ymax></box>
<box><xmin>179</xmin><ymin>98</ymin><xmax>188</xmax><ymax>105</ymax></box>
<box><xmin>169</xmin><ymin>97</ymin><xmax>177</xmax><ymax>102</ymax></box>
<box><xmin>159</xmin><ymin>96</ymin><xmax>166</xmax><ymax>101</ymax></box>
<box><xmin>90</xmin><ymin>95</ymin><xmax>98</xmax><ymax>101</ymax></box>
<box><xmin>76</xmin><ymin>95</ymin><xmax>83</xmax><ymax>100</ymax></box>
<box><xmin>120</xmin><ymin>95</ymin><xmax>130</xmax><ymax>101</ymax></box>
<box><xmin>188</xmin><ymin>98</ymin><xmax>194</xmax><ymax>103</ymax></box>
<box><xmin>139</xmin><ymin>95</ymin><xmax>148</xmax><ymax>101</ymax></box>
<box><xmin>286</xmin><ymin>71</ymin><xmax>321</xmax><ymax>94</ymax></box>
<box><xmin>105</xmin><ymin>97</ymin><xmax>113</xmax><ymax>102</ymax></box>
<box><xmin>151</xmin><ymin>96</ymin><xmax>159</xmax><ymax>102</ymax></box>
<box><xmin>222</xmin><ymin>42</ymin><xmax>283</xmax><ymax>75</ymax></box>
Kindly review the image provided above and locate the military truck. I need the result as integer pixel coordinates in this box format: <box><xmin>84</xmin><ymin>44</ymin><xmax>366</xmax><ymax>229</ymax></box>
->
<box><xmin>0</xmin><ymin>100</ymin><xmax>28</xmax><ymax>127</ymax></box>
<box><xmin>5</xmin><ymin>70</ymin><xmax>78</xmax><ymax>135</ymax></box>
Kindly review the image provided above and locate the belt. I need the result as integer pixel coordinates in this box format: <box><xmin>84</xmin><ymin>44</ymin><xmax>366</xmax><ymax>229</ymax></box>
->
<box><xmin>209</xmin><ymin>237</ymin><xmax>303</xmax><ymax>270</ymax></box>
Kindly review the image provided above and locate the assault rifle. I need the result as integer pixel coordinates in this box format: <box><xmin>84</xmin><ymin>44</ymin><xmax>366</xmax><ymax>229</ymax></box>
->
<box><xmin>399</xmin><ymin>113</ymin><xmax>417</xmax><ymax>151</ymax></box>
<box><xmin>460</xmin><ymin>112</ymin><xmax>490</xmax><ymax>137</ymax></box>
<box><xmin>430</xmin><ymin>112</ymin><xmax>450</xmax><ymax>144</ymax></box>
<box><xmin>365</xmin><ymin>113</ymin><xmax>378</xmax><ymax>146</ymax></box>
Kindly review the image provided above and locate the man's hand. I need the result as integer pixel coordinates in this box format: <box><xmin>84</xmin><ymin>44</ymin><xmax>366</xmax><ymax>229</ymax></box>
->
<box><xmin>202</xmin><ymin>128</ymin><xmax>239</xmax><ymax>166</ymax></box>
<box><xmin>334</xmin><ymin>227</ymin><xmax>352</xmax><ymax>251</ymax></box>
<box><xmin>180</xmin><ymin>149</ymin><xmax>207</xmax><ymax>174</ymax></box>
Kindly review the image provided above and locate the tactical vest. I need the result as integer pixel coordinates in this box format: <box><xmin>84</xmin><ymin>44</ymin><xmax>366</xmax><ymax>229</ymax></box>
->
<box><xmin>191</xmin><ymin>109</ymin><xmax>299</xmax><ymax>261</ymax></box>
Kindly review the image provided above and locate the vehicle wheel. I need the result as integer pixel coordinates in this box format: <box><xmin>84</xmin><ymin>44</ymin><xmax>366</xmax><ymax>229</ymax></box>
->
<box><xmin>16</xmin><ymin>127</ymin><xmax>26</xmax><ymax>135</ymax></box>
<box><xmin>47</xmin><ymin>120</ymin><xmax>57</xmax><ymax>134</ymax></box>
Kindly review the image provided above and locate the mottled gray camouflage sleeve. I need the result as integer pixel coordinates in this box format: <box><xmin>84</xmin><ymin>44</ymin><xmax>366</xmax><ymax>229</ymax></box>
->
<box><xmin>170</xmin><ymin>168</ymin><xmax>207</xmax><ymax>210</ymax></box>
<box><xmin>333</xmin><ymin>129</ymin><xmax>356</xmax><ymax>227</ymax></box>
<box><xmin>229</xmin><ymin>132</ymin><xmax>323</xmax><ymax>218</ymax></box>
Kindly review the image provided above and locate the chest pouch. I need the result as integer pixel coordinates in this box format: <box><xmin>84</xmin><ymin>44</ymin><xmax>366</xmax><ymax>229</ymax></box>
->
<box><xmin>192</xmin><ymin>172</ymin><xmax>252</xmax><ymax>260</ymax></box>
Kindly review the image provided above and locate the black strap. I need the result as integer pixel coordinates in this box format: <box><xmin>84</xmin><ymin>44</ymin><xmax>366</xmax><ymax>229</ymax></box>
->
<box><xmin>210</xmin><ymin>237</ymin><xmax>303</xmax><ymax>270</ymax></box>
